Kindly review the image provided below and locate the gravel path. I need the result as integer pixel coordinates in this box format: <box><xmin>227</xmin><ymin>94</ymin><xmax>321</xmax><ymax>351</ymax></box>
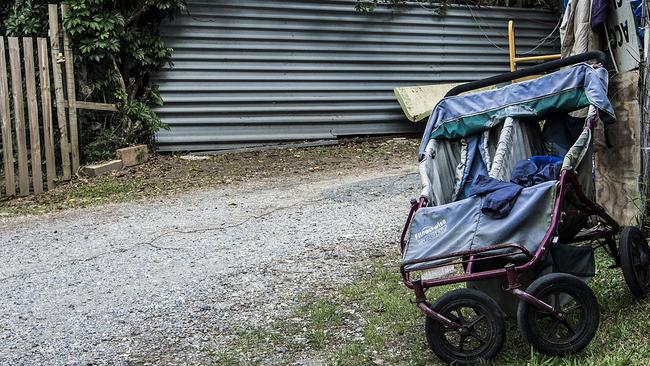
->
<box><xmin>0</xmin><ymin>163</ymin><xmax>418</xmax><ymax>365</ymax></box>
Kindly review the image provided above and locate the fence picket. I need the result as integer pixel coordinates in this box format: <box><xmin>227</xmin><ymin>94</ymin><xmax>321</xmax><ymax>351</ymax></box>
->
<box><xmin>38</xmin><ymin>38</ymin><xmax>56</xmax><ymax>190</ymax></box>
<box><xmin>48</xmin><ymin>4</ymin><xmax>71</xmax><ymax>181</ymax></box>
<box><xmin>60</xmin><ymin>4</ymin><xmax>79</xmax><ymax>173</ymax></box>
<box><xmin>1</xmin><ymin>9</ymin><xmax>105</xmax><ymax>198</ymax></box>
<box><xmin>23</xmin><ymin>38</ymin><xmax>44</xmax><ymax>194</ymax></box>
<box><xmin>0</xmin><ymin>37</ymin><xmax>15</xmax><ymax>196</ymax></box>
<box><xmin>8</xmin><ymin>37</ymin><xmax>29</xmax><ymax>196</ymax></box>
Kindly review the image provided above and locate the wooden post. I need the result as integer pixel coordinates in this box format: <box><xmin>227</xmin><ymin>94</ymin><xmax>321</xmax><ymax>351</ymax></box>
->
<box><xmin>8</xmin><ymin>37</ymin><xmax>30</xmax><ymax>196</ymax></box>
<box><xmin>23</xmin><ymin>38</ymin><xmax>44</xmax><ymax>194</ymax></box>
<box><xmin>0</xmin><ymin>37</ymin><xmax>15</xmax><ymax>196</ymax></box>
<box><xmin>49</xmin><ymin>4</ymin><xmax>71</xmax><ymax>180</ymax></box>
<box><xmin>38</xmin><ymin>38</ymin><xmax>56</xmax><ymax>190</ymax></box>
<box><xmin>75</xmin><ymin>101</ymin><xmax>119</xmax><ymax>112</ymax></box>
<box><xmin>508</xmin><ymin>20</ymin><xmax>516</xmax><ymax>72</ymax></box>
<box><xmin>60</xmin><ymin>4</ymin><xmax>79</xmax><ymax>173</ymax></box>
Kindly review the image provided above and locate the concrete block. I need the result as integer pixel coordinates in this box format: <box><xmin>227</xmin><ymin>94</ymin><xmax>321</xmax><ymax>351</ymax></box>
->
<box><xmin>116</xmin><ymin>145</ymin><xmax>149</xmax><ymax>167</ymax></box>
<box><xmin>81</xmin><ymin>160</ymin><xmax>123</xmax><ymax>177</ymax></box>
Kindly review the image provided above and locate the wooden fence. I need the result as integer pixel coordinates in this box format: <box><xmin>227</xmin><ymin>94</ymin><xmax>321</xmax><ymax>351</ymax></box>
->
<box><xmin>0</xmin><ymin>4</ymin><xmax>80</xmax><ymax>197</ymax></box>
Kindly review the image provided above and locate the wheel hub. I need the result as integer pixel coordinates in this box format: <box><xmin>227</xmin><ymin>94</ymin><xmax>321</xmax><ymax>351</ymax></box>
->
<box><xmin>457</xmin><ymin>327</ymin><xmax>471</xmax><ymax>336</ymax></box>
<box><xmin>639</xmin><ymin>252</ymin><xmax>649</xmax><ymax>266</ymax></box>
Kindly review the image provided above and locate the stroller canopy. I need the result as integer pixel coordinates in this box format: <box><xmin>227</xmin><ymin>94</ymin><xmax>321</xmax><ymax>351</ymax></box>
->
<box><xmin>418</xmin><ymin>63</ymin><xmax>615</xmax><ymax>159</ymax></box>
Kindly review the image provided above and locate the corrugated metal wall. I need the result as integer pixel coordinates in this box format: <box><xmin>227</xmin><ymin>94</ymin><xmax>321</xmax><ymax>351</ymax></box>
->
<box><xmin>154</xmin><ymin>0</ymin><xmax>560</xmax><ymax>152</ymax></box>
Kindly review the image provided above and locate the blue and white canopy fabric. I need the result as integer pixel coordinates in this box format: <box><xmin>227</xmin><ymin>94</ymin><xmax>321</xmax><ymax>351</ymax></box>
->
<box><xmin>418</xmin><ymin>63</ymin><xmax>615</xmax><ymax>159</ymax></box>
<box><xmin>417</xmin><ymin>64</ymin><xmax>614</xmax><ymax>206</ymax></box>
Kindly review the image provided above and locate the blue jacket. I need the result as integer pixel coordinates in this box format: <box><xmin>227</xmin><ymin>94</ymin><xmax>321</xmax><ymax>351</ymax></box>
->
<box><xmin>511</xmin><ymin>156</ymin><xmax>562</xmax><ymax>187</ymax></box>
<box><xmin>471</xmin><ymin>156</ymin><xmax>562</xmax><ymax>218</ymax></box>
<box><xmin>470</xmin><ymin>175</ymin><xmax>523</xmax><ymax>219</ymax></box>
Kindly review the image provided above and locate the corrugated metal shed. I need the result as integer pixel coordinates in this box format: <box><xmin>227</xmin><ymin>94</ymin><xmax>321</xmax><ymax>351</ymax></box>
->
<box><xmin>154</xmin><ymin>0</ymin><xmax>560</xmax><ymax>152</ymax></box>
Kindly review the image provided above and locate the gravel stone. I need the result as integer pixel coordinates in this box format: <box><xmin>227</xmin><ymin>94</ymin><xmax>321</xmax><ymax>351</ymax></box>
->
<box><xmin>0</xmin><ymin>163</ymin><xmax>418</xmax><ymax>365</ymax></box>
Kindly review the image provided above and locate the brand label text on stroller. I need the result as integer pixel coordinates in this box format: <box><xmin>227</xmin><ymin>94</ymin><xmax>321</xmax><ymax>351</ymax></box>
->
<box><xmin>414</xmin><ymin>219</ymin><xmax>448</xmax><ymax>242</ymax></box>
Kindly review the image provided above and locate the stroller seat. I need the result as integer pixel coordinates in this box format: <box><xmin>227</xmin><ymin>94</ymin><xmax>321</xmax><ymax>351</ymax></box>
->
<box><xmin>403</xmin><ymin>180</ymin><xmax>556</xmax><ymax>272</ymax></box>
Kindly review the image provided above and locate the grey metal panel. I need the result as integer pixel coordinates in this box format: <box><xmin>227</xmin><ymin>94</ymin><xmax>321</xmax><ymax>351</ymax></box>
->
<box><xmin>154</xmin><ymin>0</ymin><xmax>560</xmax><ymax>152</ymax></box>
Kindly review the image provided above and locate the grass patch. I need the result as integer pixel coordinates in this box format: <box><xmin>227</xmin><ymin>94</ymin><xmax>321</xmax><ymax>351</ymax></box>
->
<box><xmin>209</xmin><ymin>293</ymin><xmax>348</xmax><ymax>365</ymax></box>
<box><xmin>306</xmin><ymin>299</ymin><xmax>344</xmax><ymax>349</ymax></box>
<box><xmin>0</xmin><ymin>177</ymin><xmax>142</xmax><ymax>216</ymax></box>
<box><xmin>209</xmin><ymin>252</ymin><xmax>650</xmax><ymax>366</ymax></box>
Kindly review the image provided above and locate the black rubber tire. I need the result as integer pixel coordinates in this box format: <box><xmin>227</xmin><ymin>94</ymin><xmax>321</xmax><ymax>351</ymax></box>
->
<box><xmin>517</xmin><ymin>273</ymin><xmax>599</xmax><ymax>356</ymax></box>
<box><xmin>619</xmin><ymin>226</ymin><xmax>650</xmax><ymax>298</ymax></box>
<box><xmin>425</xmin><ymin>288</ymin><xmax>505</xmax><ymax>365</ymax></box>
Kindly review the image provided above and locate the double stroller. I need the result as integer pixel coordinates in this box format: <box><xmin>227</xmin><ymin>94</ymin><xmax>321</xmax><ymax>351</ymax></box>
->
<box><xmin>399</xmin><ymin>52</ymin><xmax>650</xmax><ymax>364</ymax></box>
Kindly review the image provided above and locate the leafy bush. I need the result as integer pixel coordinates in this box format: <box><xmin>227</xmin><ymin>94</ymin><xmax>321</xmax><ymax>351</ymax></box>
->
<box><xmin>1</xmin><ymin>0</ymin><xmax>185</xmax><ymax>162</ymax></box>
<box><xmin>1</xmin><ymin>0</ymin><xmax>55</xmax><ymax>35</ymax></box>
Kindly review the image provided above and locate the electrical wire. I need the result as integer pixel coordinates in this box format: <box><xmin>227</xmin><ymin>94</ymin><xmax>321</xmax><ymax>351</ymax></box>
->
<box><xmin>184</xmin><ymin>6</ymin><xmax>219</xmax><ymax>23</ymax></box>
<box><xmin>519</xmin><ymin>18</ymin><xmax>561</xmax><ymax>55</ymax></box>
<box><xmin>462</xmin><ymin>1</ymin><xmax>561</xmax><ymax>55</ymax></box>
<box><xmin>464</xmin><ymin>3</ymin><xmax>507</xmax><ymax>51</ymax></box>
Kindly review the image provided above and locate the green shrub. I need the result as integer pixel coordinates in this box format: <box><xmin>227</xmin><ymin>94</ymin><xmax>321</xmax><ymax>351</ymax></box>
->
<box><xmin>1</xmin><ymin>0</ymin><xmax>185</xmax><ymax>162</ymax></box>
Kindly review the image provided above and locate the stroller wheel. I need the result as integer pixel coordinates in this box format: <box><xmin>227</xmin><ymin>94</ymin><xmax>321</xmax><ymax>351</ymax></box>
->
<box><xmin>517</xmin><ymin>273</ymin><xmax>599</xmax><ymax>356</ymax></box>
<box><xmin>425</xmin><ymin>288</ymin><xmax>505</xmax><ymax>365</ymax></box>
<box><xmin>619</xmin><ymin>226</ymin><xmax>650</xmax><ymax>298</ymax></box>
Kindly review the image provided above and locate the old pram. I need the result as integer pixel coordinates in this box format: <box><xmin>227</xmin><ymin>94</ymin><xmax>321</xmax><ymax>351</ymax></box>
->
<box><xmin>399</xmin><ymin>52</ymin><xmax>650</xmax><ymax>364</ymax></box>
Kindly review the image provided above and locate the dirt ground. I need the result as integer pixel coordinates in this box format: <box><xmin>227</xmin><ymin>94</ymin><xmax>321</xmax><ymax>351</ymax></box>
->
<box><xmin>0</xmin><ymin>137</ymin><xmax>420</xmax><ymax>216</ymax></box>
<box><xmin>0</xmin><ymin>137</ymin><xmax>422</xmax><ymax>365</ymax></box>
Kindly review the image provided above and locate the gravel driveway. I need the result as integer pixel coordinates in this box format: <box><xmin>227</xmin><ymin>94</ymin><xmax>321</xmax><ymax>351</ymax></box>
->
<box><xmin>0</xmin><ymin>162</ymin><xmax>418</xmax><ymax>365</ymax></box>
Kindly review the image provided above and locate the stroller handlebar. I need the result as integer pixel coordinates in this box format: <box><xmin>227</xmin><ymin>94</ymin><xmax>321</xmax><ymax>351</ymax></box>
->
<box><xmin>445</xmin><ymin>51</ymin><xmax>607</xmax><ymax>98</ymax></box>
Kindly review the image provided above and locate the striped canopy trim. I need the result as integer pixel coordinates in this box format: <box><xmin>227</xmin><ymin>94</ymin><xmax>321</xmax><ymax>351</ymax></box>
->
<box><xmin>419</xmin><ymin>64</ymin><xmax>615</xmax><ymax>159</ymax></box>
